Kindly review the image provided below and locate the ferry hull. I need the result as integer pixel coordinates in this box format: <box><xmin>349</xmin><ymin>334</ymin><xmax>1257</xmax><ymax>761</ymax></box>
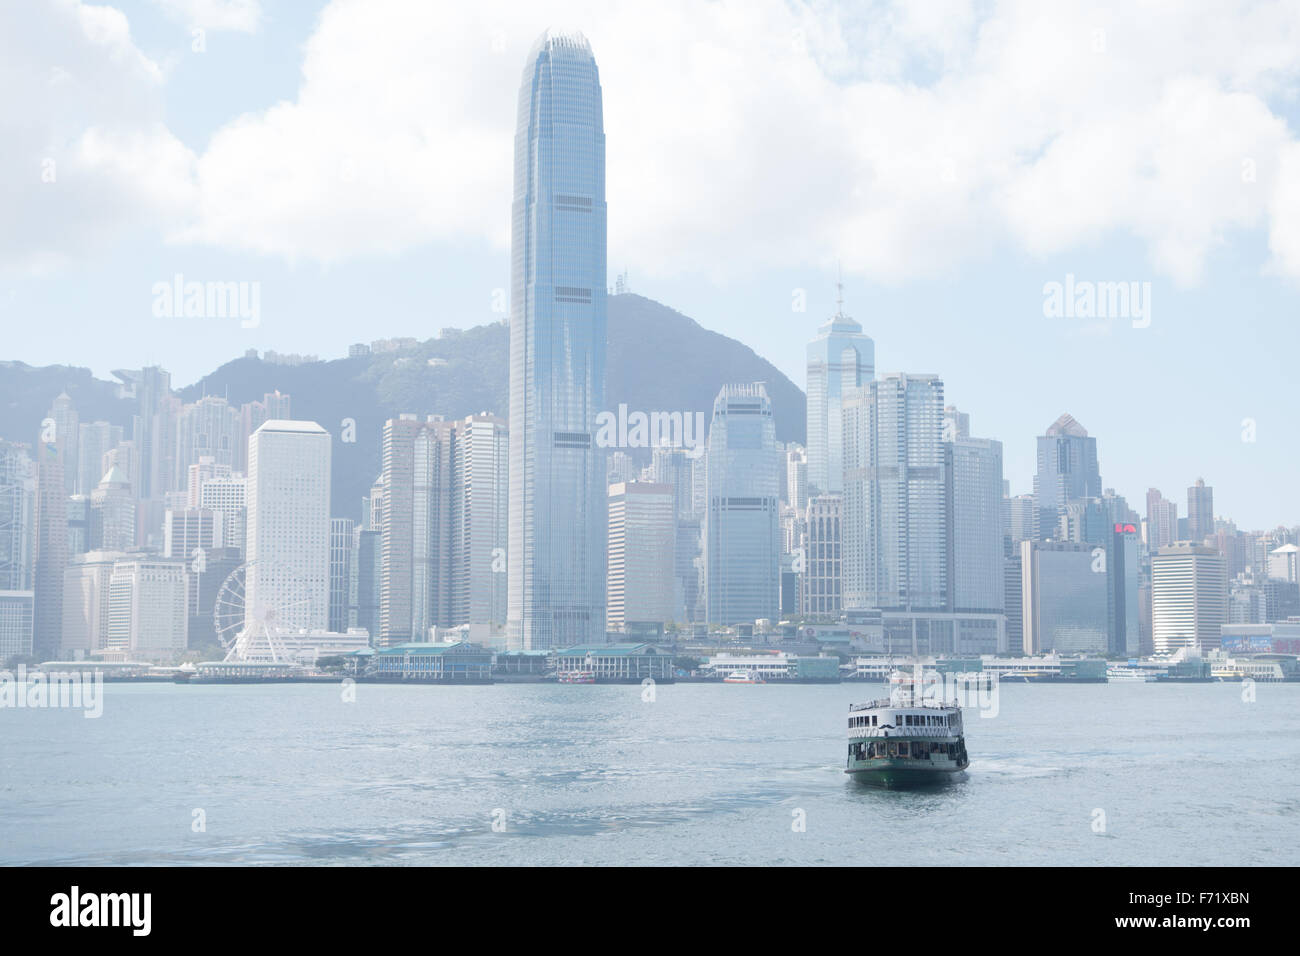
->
<box><xmin>846</xmin><ymin>763</ymin><xmax>967</xmax><ymax>788</ymax></box>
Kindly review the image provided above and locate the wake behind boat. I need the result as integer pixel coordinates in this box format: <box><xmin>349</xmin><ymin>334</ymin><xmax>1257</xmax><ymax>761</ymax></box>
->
<box><xmin>845</xmin><ymin>694</ymin><xmax>968</xmax><ymax>787</ymax></box>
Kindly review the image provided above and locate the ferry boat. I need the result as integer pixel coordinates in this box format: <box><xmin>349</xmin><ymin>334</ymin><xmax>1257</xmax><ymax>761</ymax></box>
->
<box><xmin>845</xmin><ymin>695</ymin><xmax>968</xmax><ymax>787</ymax></box>
<box><xmin>557</xmin><ymin>669</ymin><xmax>596</xmax><ymax>684</ymax></box>
<box><xmin>722</xmin><ymin>670</ymin><xmax>764</xmax><ymax>684</ymax></box>
<box><xmin>1107</xmin><ymin>664</ymin><xmax>1157</xmax><ymax>682</ymax></box>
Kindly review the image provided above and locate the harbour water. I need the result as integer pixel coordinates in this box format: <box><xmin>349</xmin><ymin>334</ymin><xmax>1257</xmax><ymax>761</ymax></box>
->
<box><xmin>2</xmin><ymin>681</ymin><xmax>1297</xmax><ymax>865</ymax></box>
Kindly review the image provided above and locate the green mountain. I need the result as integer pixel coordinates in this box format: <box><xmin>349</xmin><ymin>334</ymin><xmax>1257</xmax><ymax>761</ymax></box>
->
<box><xmin>2</xmin><ymin>293</ymin><xmax>806</xmax><ymax>517</ymax></box>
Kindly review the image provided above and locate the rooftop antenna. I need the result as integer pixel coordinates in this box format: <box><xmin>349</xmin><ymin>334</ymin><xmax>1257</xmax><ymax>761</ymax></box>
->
<box><xmin>835</xmin><ymin>261</ymin><xmax>844</xmax><ymax>317</ymax></box>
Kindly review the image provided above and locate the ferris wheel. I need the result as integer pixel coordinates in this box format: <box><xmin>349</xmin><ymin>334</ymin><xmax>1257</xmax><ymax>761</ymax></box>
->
<box><xmin>212</xmin><ymin>561</ymin><xmax>316</xmax><ymax>663</ymax></box>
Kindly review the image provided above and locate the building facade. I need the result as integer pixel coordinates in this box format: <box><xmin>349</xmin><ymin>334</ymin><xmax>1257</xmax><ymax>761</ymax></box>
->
<box><xmin>508</xmin><ymin>30</ymin><xmax>608</xmax><ymax>650</ymax></box>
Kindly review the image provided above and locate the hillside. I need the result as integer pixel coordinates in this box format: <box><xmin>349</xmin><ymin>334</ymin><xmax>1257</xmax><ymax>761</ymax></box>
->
<box><xmin>2</xmin><ymin>294</ymin><xmax>807</xmax><ymax>517</ymax></box>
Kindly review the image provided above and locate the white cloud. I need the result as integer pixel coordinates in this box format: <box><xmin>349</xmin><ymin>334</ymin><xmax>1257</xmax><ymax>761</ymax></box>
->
<box><xmin>5</xmin><ymin>0</ymin><xmax>1300</xmax><ymax>286</ymax></box>
<box><xmin>0</xmin><ymin>0</ymin><xmax>195</xmax><ymax>274</ymax></box>
<box><xmin>148</xmin><ymin>0</ymin><xmax>262</xmax><ymax>33</ymax></box>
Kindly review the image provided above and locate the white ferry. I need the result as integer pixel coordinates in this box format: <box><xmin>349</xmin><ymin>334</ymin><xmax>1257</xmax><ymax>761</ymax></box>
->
<box><xmin>722</xmin><ymin>670</ymin><xmax>764</xmax><ymax>684</ymax></box>
<box><xmin>557</xmin><ymin>669</ymin><xmax>596</xmax><ymax>684</ymax></box>
<box><xmin>845</xmin><ymin>695</ymin><xmax>968</xmax><ymax>787</ymax></box>
<box><xmin>1106</xmin><ymin>664</ymin><xmax>1157</xmax><ymax>682</ymax></box>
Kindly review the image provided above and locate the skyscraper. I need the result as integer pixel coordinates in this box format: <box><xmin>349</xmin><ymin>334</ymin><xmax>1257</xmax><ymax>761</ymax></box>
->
<box><xmin>452</xmin><ymin>413</ymin><xmax>509</xmax><ymax>630</ymax></box>
<box><xmin>842</xmin><ymin>374</ymin><xmax>946</xmax><ymax>612</ymax></box>
<box><xmin>1020</xmin><ymin>539</ymin><xmax>1109</xmax><ymax>655</ymax></box>
<box><xmin>508</xmin><ymin>30</ymin><xmax>608</xmax><ymax>649</ymax></box>
<box><xmin>606</xmin><ymin>482</ymin><xmax>675</xmax><ymax>632</ymax></box>
<box><xmin>1033</xmin><ymin>413</ymin><xmax>1101</xmax><ymax>539</ymax></box>
<box><xmin>1151</xmin><ymin>543</ymin><xmax>1227</xmax><ymax>653</ymax></box>
<box><xmin>703</xmin><ymin>384</ymin><xmax>781</xmax><ymax>625</ymax></box>
<box><xmin>1145</xmin><ymin>488</ymin><xmax>1178</xmax><ymax>551</ymax></box>
<box><xmin>32</xmin><ymin>443</ymin><xmax>67</xmax><ymax>660</ymax></box>
<box><xmin>805</xmin><ymin>288</ymin><xmax>873</xmax><ymax>496</ymax></box>
<box><xmin>1186</xmin><ymin>478</ymin><xmax>1214</xmax><ymax>543</ymax></box>
<box><xmin>945</xmin><ymin>428</ymin><xmax>1004</xmax><ymax>614</ymax></box>
<box><xmin>245</xmin><ymin>421</ymin><xmax>331</xmax><ymax>635</ymax></box>
<box><xmin>378</xmin><ymin>415</ymin><xmax>455</xmax><ymax>646</ymax></box>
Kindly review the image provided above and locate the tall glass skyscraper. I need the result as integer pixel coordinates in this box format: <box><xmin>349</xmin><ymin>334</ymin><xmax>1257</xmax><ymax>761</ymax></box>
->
<box><xmin>703</xmin><ymin>384</ymin><xmax>781</xmax><ymax>625</ymax></box>
<box><xmin>508</xmin><ymin>31</ymin><xmax>608</xmax><ymax>649</ymax></box>
<box><xmin>805</xmin><ymin>291</ymin><xmax>873</xmax><ymax>496</ymax></box>
<box><xmin>1033</xmin><ymin>413</ymin><xmax>1101</xmax><ymax>540</ymax></box>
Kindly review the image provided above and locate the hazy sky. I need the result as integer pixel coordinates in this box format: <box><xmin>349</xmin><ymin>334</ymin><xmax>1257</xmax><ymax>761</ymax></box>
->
<box><xmin>4</xmin><ymin>0</ymin><xmax>1300</xmax><ymax>529</ymax></box>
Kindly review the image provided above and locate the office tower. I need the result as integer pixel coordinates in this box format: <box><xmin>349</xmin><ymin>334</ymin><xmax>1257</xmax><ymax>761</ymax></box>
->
<box><xmin>943</xmin><ymin>405</ymin><xmax>970</xmax><ymax>441</ymax></box>
<box><xmin>329</xmin><ymin>518</ymin><xmax>355</xmax><ymax>633</ymax></box>
<box><xmin>378</xmin><ymin>416</ymin><xmax>455</xmax><ymax>645</ymax></box>
<box><xmin>508</xmin><ymin>31</ymin><xmax>608</xmax><ymax>650</ymax></box>
<box><xmin>1151</xmin><ymin>543</ymin><xmax>1227</xmax><ymax>653</ymax></box>
<box><xmin>32</xmin><ymin>443</ymin><xmax>67</xmax><ymax>661</ymax></box>
<box><xmin>197</xmin><ymin>472</ymin><xmax>247</xmax><ymax>557</ymax></box>
<box><xmin>0</xmin><ymin>441</ymin><xmax>35</xmax><ymax>591</ymax></box>
<box><xmin>349</xmin><ymin>526</ymin><xmax>381</xmax><ymax>642</ymax></box>
<box><xmin>703</xmin><ymin>384</ymin><xmax>781</xmax><ymax>625</ymax></box>
<box><xmin>1005</xmin><ymin>493</ymin><xmax>1036</xmax><ymax>554</ymax></box>
<box><xmin>1108</xmin><ymin>523</ymin><xmax>1141</xmax><ymax>655</ymax></box>
<box><xmin>1059</xmin><ymin>497</ymin><xmax>1109</xmax><ymax>545</ymax></box>
<box><xmin>89</xmin><ymin>465</ymin><xmax>136</xmax><ymax>552</ymax></box>
<box><xmin>842</xmin><ymin>374</ymin><xmax>946</xmax><ymax>612</ymax></box>
<box><xmin>453</xmin><ymin>413</ymin><xmax>509</xmax><ymax>629</ymax></box>
<box><xmin>176</xmin><ymin>396</ymin><xmax>241</xmax><ymax>484</ymax></box>
<box><xmin>1020</xmin><ymin>540</ymin><xmax>1109</xmax><ymax>655</ymax></box>
<box><xmin>945</xmin><ymin>430</ymin><xmax>1004</xmax><ymax>613</ymax></box>
<box><xmin>164</xmin><ymin>508</ymin><xmax>224</xmax><ymax>558</ymax></box>
<box><xmin>237</xmin><ymin>392</ymin><xmax>291</xmax><ymax>473</ymax></box>
<box><xmin>805</xmin><ymin>287</ymin><xmax>873</xmax><ymax>496</ymax></box>
<box><xmin>113</xmin><ymin>366</ymin><xmax>175</xmax><ymax>501</ymax></box>
<box><xmin>106</xmin><ymin>556</ymin><xmax>189</xmax><ymax>660</ymax></box>
<box><xmin>46</xmin><ymin>393</ymin><xmax>79</xmax><ymax>497</ymax></box>
<box><xmin>1033</xmin><ymin>413</ymin><xmax>1101</xmax><ymax>539</ymax></box>
<box><xmin>1004</xmin><ymin>554</ymin><xmax>1023</xmax><ymax>651</ymax></box>
<box><xmin>0</xmin><ymin>442</ymin><xmax>36</xmax><ymax>662</ymax></box>
<box><xmin>607</xmin><ymin>482</ymin><xmax>675</xmax><ymax>631</ymax></box>
<box><xmin>1100</xmin><ymin>488</ymin><xmax>1139</xmax><ymax>529</ymax></box>
<box><xmin>187</xmin><ymin>457</ymin><xmax>230</xmax><ymax>508</ymax></box>
<box><xmin>61</xmin><ymin>550</ymin><xmax>125</xmax><ymax>658</ymax></box>
<box><xmin>66</xmin><ymin>495</ymin><xmax>90</xmax><ymax>556</ymax></box>
<box><xmin>0</xmin><ymin>590</ymin><xmax>35</xmax><ymax>662</ymax></box>
<box><xmin>801</xmin><ymin>493</ymin><xmax>842</xmax><ymax>618</ymax></box>
<box><xmin>76</xmin><ymin>421</ymin><xmax>122</xmax><ymax>496</ymax></box>
<box><xmin>1186</xmin><ymin>479</ymin><xmax>1213</xmax><ymax>543</ymax></box>
<box><xmin>607</xmin><ymin>451</ymin><xmax>636</xmax><ymax>487</ymax></box>
<box><xmin>245</xmin><ymin>420</ymin><xmax>332</xmax><ymax>634</ymax></box>
<box><xmin>1267</xmin><ymin>544</ymin><xmax>1298</xmax><ymax>583</ymax></box>
<box><xmin>785</xmin><ymin>444</ymin><xmax>808</xmax><ymax>512</ymax></box>
<box><xmin>651</xmin><ymin>445</ymin><xmax>702</xmax><ymax>622</ymax></box>
<box><xmin>1145</xmin><ymin>488</ymin><xmax>1178</xmax><ymax>550</ymax></box>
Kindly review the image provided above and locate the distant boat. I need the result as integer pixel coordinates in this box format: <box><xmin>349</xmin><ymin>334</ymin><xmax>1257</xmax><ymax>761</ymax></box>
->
<box><xmin>557</xmin><ymin>669</ymin><xmax>595</xmax><ymax>684</ymax></box>
<box><xmin>1107</xmin><ymin>665</ymin><xmax>1156</xmax><ymax>683</ymax></box>
<box><xmin>722</xmin><ymin>670</ymin><xmax>764</xmax><ymax>684</ymax></box>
